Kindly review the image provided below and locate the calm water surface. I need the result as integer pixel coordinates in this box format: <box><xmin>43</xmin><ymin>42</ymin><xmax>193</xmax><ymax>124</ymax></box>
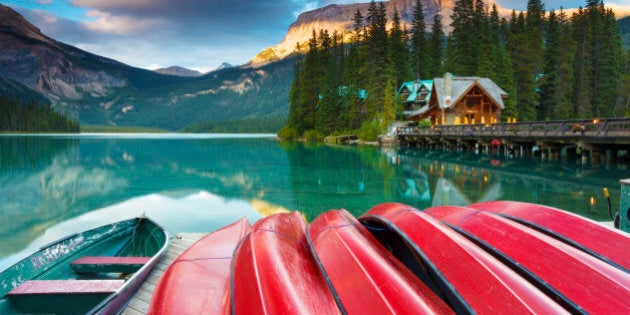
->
<box><xmin>2</xmin><ymin>134</ymin><xmax>629</xmax><ymax>270</ymax></box>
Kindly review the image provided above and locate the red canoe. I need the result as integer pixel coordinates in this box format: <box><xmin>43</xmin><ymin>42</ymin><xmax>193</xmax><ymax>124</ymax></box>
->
<box><xmin>148</xmin><ymin>217</ymin><xmax>251</xmax><ymax>315</ymax></box>
<box><xmin>307</xmin><ymin>209</ymin><xmax>453</xmax><ymax>314</ymax></box>
<box><xmin>468</xmin><ymin>201</ymin><xmax>630</xmax><ymax>272</ymax></box>
<box><xmin>426</xmin><ymin>205</ymin><xmax>630</xmax><ymax>314</ymax></box>
<box><xmin>231</xmin><ymin>212</ymin><xmax>341</xmax><ymax>314</ymax></box>
<box><xmin>360</xmin><ymin>203</ymin><xmax>567</xmax><ymax>314</ymax></box>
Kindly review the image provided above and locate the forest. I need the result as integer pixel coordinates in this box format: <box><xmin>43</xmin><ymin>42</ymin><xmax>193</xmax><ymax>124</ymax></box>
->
<box><xmin>280</xmin><ymin>0</ymin><xmax>629</xmax><ymax>141</ymax></box>
<box><xmin>0</xmin><ymin>96</ymin><xmax>79</xmax><ymax>133</ymax></box>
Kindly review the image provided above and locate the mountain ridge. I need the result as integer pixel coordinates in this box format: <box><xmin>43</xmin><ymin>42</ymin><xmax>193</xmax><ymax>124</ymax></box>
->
<box><xmin>154</xmin><ymin>66</ymin><xmax>203</xmax><ymax>77</ymax></box>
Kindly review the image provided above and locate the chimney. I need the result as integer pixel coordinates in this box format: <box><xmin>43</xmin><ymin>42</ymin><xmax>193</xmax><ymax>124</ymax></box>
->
<box><xmin>444</xmin><ymin>72</ymin><xmax>452</xmax><ymax>106</ymax></box>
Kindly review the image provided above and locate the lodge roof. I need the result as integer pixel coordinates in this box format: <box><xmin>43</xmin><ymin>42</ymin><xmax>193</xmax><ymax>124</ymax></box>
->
<box><xmin>432</xmin><ymin>75</ymin><xmax>508</xmax><ymax>110</ymax></box>
<box><xmin>397</xmin><ymin>80</ymin><xmax>433</xmax><ymax>103</ymax></box>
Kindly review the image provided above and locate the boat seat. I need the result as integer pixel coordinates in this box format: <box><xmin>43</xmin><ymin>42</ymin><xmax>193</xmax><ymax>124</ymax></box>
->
<box><xmin>6</xmin><ymin>280</ymin><xmax>124</xmax><ymax>313</ymax></box>
<box><xmin>71</xmin><ymin>256</ymin><xmax>151</xmax><ymax>274</ymax></box>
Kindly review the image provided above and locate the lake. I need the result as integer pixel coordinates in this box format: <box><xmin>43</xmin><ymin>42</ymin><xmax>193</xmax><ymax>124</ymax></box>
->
<box><xmin>2</xmin><ymin>134</ymin><xmax>629</xmax><ymax>271</ymax></box>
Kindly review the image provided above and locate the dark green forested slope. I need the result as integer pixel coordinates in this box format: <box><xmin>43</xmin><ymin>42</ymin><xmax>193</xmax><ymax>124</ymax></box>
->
<box><xmin>282</xmin><ymin>0</ymin><xmax>628</xmax><ymax>140</ymax></box>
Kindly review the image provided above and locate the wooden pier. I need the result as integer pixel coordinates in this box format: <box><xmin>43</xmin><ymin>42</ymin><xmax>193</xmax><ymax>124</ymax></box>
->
<box><xmin>391</xmin><ymin>118</ymin><xmax>630</xmax><ymax>163</ymax></box>
<box><xmin>121</xmin><ymin>233</ymin><xmax>206</xmax><ymax>315</ymax></box>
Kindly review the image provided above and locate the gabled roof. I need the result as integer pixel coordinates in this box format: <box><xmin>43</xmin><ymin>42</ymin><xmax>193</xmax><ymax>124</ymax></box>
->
<box><xmin>397</xmin><ymin>80</ymin><xmax>433</xmax><ymax>103</ymax></box>
<box><xmin>432</xmin><ymin>76</ymin><xmax>507</xmax><ymax>110</ymax></box>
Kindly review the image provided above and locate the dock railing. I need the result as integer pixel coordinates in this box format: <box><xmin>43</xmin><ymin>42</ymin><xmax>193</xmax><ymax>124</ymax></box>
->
<box><xmin>396</xmin><ymin>118</ymin><xmax>630</xmax><ymax>143</ymax></box>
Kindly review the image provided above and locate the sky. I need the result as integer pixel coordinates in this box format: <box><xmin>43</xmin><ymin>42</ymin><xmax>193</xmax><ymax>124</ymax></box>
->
<box><xmin>3</xmin><ymin>0</ymin><xmax>627</xmax><ymax>73</ymax></box>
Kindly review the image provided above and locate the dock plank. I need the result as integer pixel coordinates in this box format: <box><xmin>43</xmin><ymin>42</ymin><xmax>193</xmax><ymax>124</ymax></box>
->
<box><xmin>121</xmin><ymin>233</ymin><xmax>206</xmax><ymax>315</ymax></box>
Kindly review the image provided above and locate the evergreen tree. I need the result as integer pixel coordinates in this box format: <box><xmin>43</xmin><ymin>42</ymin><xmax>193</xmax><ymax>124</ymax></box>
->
<box><xmin>572</xmin><ymin>8</ymin><xmax>594</xmax><ymax>118</ymax></box>
<box><xmin>621</xmin><ymin>50</ymin><xmax>630</xmax><ymax>116</ymax></box>
<box><xmin>538</xmin><ymin>10</ymin><xmax>560</xmax><ymax>120</ymax></box>
<box><xmin>554</xmin><ymin>9</ymin><xmax>576</xmax><ymax>119</ymax></box>
<box><xmin>410</xmin><ymin>0</ymin><xmax>428</xmax><ymax>79</ymax></box>
<box><xmin>390</xmin><ymin>10</ymin><xmax>410</xmax><ymax>87</ymax></box>
<box><xmin>427</xmin><ymin>13</ymin><xmax>445</xmax><ymax>78</ymax></box>
<box><xmin>593</xmin><ymin>7</ymin><xmax>623</xmax><ymax>117</ymax></box>
<box><xmin>447</xmin><ymin>0</ymin><xmax>476</xmax><ymax>75</ymax></box>
<box><xmin>509</xmin><ymin>12</ymin><xmax>538</xmax><ymax>121</ymax></box>
<box><xmin>364</xmin><ymin>1</ymin><xmax>390</xmax><ymax>119</ymax></box>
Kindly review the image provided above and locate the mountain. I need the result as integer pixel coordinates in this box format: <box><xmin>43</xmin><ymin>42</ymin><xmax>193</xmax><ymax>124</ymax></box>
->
<box><xmin>154</xmin><ymin>66</ymin><xmax>202</xmax><ymax>77</ymax></box>
<box><xmin>250</xmin><ymin>0</ymin><xmax>630</xmax><ymax>66</ymax></box>
<box><xmin>2</xmin><ymin>1</ymin><xmax>629</xmax><ymax>131</ymax></box>
<box><xmin>251</xmin><ymin>0</ymin><xmax>459</xmax><ymax>65</ymax></box>
<box><xmin>0</xmin><ymin>4</ymin><xmax>291</xmax><ymax>131</ymax></box>
<box><xmin>215</xmin><ymin>62</ymin><xmax>234</xmax><ymax>71</ymax></box>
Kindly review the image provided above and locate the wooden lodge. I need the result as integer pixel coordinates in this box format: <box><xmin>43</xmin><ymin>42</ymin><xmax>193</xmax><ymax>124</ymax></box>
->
<box><xmin>399</xmin><ymin>73</ymin><xmax>508</xmax><ymax>126</ymax></box>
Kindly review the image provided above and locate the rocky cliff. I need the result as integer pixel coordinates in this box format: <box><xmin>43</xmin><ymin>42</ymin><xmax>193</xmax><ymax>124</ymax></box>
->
<box><xmin>250</xmin><ymin>0</ymin><xmax>459</xmax><ymax>66</ymax></box>
<box><xmin>0</xmin><ymin>4</ymin><xmax>131</xmax><ymax>101</ymax></box>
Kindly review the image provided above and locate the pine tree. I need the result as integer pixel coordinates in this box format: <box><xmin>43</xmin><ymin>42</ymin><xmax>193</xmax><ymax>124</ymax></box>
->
<box><xmin>538</xmin><ymin>10</ymin><xmax>560</xmax><ymax>120</ymax></box>
<box><xmin>593</xmin><ymin>7</ymin><xmax>623</xmax><ymax>117</ymax></box>
<box><xmin>427</xmin><ymin>13</ymin><xmax>445</xmax><ymax>78</ymax></box>
<box><xmin>364</xmin><ymin>1</ymin><xmax>390</xmax><ymax>119</ymax></box>
<box><xmin>448</xmin><ymin>0</ymin><xmax>476</xmax><ymax>75</ymax></box>
<box><xmin>509</xmin><ymin>11</ymin><xmax>538</xmax><ymax>121</ymax></box>
<box><xmin>554</xmin><ymin>9</ymin><xmax>576</xmax><ymax>119</ymax></box>
<box><xmin>410</xmin><ymin>0</ymin><xmax>428</xmax><ymax>79</ymax></box>
<box><xmin>390</xmin><ymin>9</ymin><xmax>410</xmax><ymax>87</ymax></box>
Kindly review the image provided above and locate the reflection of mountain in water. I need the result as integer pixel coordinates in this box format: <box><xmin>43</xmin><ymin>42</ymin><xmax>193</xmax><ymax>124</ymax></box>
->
<box><xmin>0</xmin><ymin>136</ymin><xmax>292</xmax><ymax>258</ymax></box>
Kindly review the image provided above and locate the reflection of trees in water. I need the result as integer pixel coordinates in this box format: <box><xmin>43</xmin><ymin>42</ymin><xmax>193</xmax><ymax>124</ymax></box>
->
<box><xmin>282</xmin><ymin>143</ymin><xmax>396</xmax><ymax>220</ymax></box>
<box><xmin>0</xmin><ymin>137</ymin><xmax>291</xmax><ymax>258</ymax></box>
<box><xmin>0</xmin><ymin>137</ymin><xmax>82</xmax><ymax>256</ymax></box>
<box><xmin>395</xmin><ymin>148</ymin><xmax>629</xmax><ymax>221</ymax></box>
<box><xmin>0</xmin><ymin>136</ymin><xmax>78</xmax><ymax>171</ymax></box>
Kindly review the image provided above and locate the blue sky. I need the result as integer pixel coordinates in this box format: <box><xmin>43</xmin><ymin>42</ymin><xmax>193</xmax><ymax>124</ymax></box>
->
<box><xmin>3</xmin><ymin>1</ymin><xmax>628</xmax><ymax>72</ymax></box>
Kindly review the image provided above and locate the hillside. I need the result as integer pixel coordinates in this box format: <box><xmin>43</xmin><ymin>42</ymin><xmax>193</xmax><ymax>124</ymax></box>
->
<box><xmin>2</xmin><ymin>1</ymin><xmax>629</xmax><ymax>132</ymax></box>
<box><xmin>0</xmin><ymin>4</ymin><xmax>291</xmax><ymax>131</ymax></box>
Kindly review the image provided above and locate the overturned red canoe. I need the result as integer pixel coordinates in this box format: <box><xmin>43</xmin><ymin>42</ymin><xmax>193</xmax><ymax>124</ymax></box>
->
<box><xmin>148</xmin><ymin>217</ymin><xmax>251</xmax><ymax>315</ymax></box>
<box><xmin>468</xmin><ymin>201</ymin><xmax>630</xmax><ymax>272</ymax></box>
<box><xmin>308</xmin><ymin>209</ymin><xmax>453</xmax><ymax>314</ymax></box>
<box><xmin>360</xmin><ymin>203</ymin><xmax>567</xmax><ymax>314</ymax></box>
<box><xmin>231</xmin><ymin>212</ymin><xmax>341</xmax><ymax>314</ymax></box>
<box><xmin>427</xmin><ymin>205</ymin><xmax>630</xmax><ymax>314</ymax></box>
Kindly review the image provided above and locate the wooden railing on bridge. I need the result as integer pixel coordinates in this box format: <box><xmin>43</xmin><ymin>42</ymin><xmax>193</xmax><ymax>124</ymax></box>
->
<box><xmin>396</xmin><ymin>118</ymin><xmax>630</xmax><ymax>145</ymax></box>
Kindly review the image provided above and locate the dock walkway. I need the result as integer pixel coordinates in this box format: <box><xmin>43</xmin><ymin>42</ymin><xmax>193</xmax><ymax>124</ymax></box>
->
<box><xmin>121</xmin><ymin>233</ymin><xmax>206</xmax><ymax>315</ymax></box>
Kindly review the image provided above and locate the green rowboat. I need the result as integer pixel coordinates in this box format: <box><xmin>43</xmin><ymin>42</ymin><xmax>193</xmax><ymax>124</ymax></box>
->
<box><xmin>0</xmin><ymin>217</ymin><xmax>169</xmax><ymax>314</ymax></box>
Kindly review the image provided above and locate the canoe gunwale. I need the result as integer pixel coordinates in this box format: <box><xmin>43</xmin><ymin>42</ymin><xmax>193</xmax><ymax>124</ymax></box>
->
<box><xmin>304</xmin><ymin>224</ymin><xmax>347</xmax><ymax>314</ymax></box>
<box><xmin>442</xmin><ymin>221</ymin><xmax>585</xmax><ymax>314</ymax></box>
<box><xmin>359</xmin><ymin>213</ymin><xmax>474</xmax><ymax>314</ymax></box>
<box><xmin>89</xmin><ymin>217</ymin><xmax>170</xmax><ymax>314</ymax></box>
<box><xmin>495</xmin><ymin>213</ymin><xmax>629</xmax><ymax>273</ymax></box>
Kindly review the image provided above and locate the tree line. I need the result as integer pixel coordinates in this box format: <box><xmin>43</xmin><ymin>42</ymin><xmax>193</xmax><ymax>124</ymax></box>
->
<box><xmin>0</xmin><ymin>96</ymin><xmax>79</xmax><ymax>133</ymax></box>
<box><xmin>280</xmin><ymin>0</ymin><xmax>628</xmax><ymax>140</ymax></box>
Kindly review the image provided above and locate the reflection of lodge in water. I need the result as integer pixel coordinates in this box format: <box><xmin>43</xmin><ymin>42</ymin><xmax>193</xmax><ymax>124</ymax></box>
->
<box><xmin>394</xmin><ymin>153</ymin><xmax>500</xmax><ymax>207</ymax></box>
<box><xmin>390</xmin><ymin>149</ymin><xmax>621</xmax><ymax>219</ymax></box>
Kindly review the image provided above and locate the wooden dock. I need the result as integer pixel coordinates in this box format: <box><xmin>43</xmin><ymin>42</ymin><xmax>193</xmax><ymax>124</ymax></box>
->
<box><xmin>121</xmin><ymin>233</ymin><xmax>206</xmax><ymax>315</ymax></box>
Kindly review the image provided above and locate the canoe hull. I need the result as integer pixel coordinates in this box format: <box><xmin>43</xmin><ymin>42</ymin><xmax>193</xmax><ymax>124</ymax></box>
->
<box><xmin>308</xmin><ymin>209</ymin><xmax>453</xmax><ymax>314</ymax></box>
<box><xmin>148</xmin><ymin>218</ymin><xmax>252</xmax><ymax>315</ymax></box>
<box><xmin>360</xmin><ymin>203</ymin><xmax>567</xmax><ymax>314</ymax></box>
<box><xmin>468</xmin><ymin>200</ymin><xmax>630</xmax><ymax>271</ymax></box>
<box><xmin>231</xmin><ymin>212</ymin><xmax>341</xmax><ymax>314</ymax></box>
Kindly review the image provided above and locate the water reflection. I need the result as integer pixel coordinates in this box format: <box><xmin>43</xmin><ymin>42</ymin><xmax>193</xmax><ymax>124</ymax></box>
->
<box><xmin>1</xmin><ymin>135</ymin><xmax>629</xmax><ymax>272</ymax></box>
<box><xmin>0</xmin><ymin>190</ymin><xmax>263</xmax><ymax>271</ymax></box>
<box><xmin>388</xmin><ymin>147</ymin><xmax>629</xmax><ymax>220</ymax></box>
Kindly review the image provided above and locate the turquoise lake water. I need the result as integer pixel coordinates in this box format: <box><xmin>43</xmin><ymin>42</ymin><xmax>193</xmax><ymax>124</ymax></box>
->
<box><xmin>1</xmin><ymin>134</ymin><xmax>629</xmax><ymax>270</ymax></box>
